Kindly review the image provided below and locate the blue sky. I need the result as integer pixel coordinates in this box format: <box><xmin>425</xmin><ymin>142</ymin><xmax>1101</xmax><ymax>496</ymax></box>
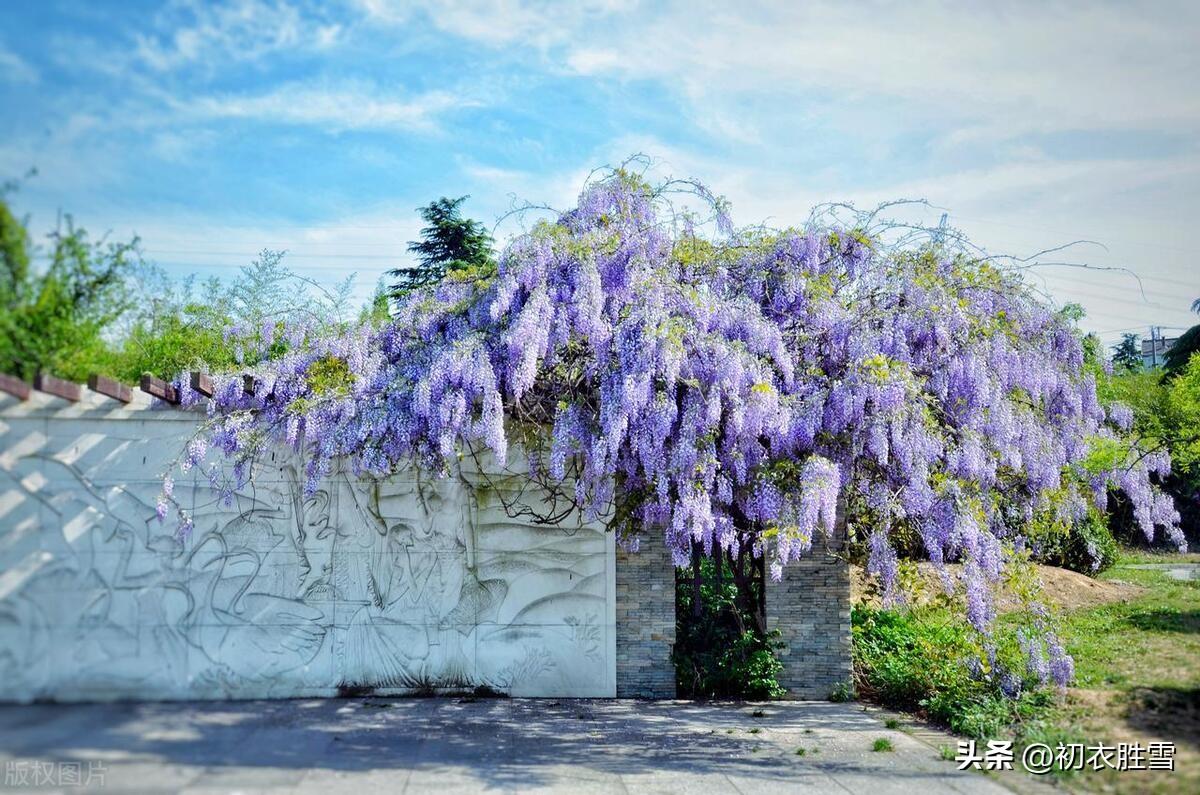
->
<box><xmin>1</xmin><ymin>0</ymin><xmax>1197</xmax><ymax>347</ymax></box>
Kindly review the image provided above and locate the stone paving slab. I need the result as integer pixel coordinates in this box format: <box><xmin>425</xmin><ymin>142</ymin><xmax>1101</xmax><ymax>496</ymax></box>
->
<box><xmin>0</xmin><ymin>698</ymin><xmax>1031</xmax><ymax>794</ymax></box>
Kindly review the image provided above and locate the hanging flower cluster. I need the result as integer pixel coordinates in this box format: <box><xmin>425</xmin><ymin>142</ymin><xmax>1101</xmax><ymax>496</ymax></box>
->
<box><xmin>160</xmin><ymin>171</ymin><xmax>1182</xmax><ymax>687</ymax></box>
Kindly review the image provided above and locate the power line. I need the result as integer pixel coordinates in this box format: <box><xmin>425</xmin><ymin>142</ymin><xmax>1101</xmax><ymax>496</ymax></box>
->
<box><xmin>28</xmin><ymin>246</ymin><xmax>1198</xmax><ymax>294</ymax></box>
<box><xmin>32</xmin><ymin>249</ymin><xmax>405</xmax><ymax>262</ymax></box>
<box><xmin>1029</xmin><ymin>284</ymin><xmax>1174</xmax><ymax>308</ymax></box>
<box><xmin>1021</xmin><ymin>265</ymin><xmax>1199</xmax><ymax>292</ymax></box>
<box><xmin>949</xmin><ymin>213</ymin><xmax>1194</xmax><ymax>256</ymax></box>
<box><xmin>145</xmin><ymin>249</ymin><xmax>402</xmax><ymax>260</ymax></box>
<box><xmin>1030</xmin><ymin>274</ymin><xmax>1193</xmax><ymax>302</ymax></box>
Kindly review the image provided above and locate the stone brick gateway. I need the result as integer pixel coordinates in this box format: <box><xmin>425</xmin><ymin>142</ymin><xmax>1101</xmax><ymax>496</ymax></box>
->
<box><xmin>616</xmin><ymin>516</ymin><xmax>852</xmax><ymax>699</ymax></box>
<box><xmin>0</xmin><ymin>386</ymin><xmax>850</xmax><ymax>702</ymax></box>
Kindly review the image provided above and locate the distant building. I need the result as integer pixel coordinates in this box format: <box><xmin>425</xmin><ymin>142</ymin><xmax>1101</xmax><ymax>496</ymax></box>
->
<box><xmin>1142</xmin><ymin>335</ymin><xmax>1179</xmax><ymax>369</ymax></box>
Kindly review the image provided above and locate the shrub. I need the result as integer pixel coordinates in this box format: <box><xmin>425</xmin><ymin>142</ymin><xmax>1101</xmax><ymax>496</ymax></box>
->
<box><xmin>1</xmin><ymin>185</ymin><xmax>366</xmax><ymax>385</ymax></box>
<box><xmin>1030</xmin><ymin>511</ymin><xmax>1119</xmax><ymax>575</ymax></box>
<box><xmin>675</xmin><ymin>626</ymin><xmax>786</xmax><ymax>700</ymax></box>
<box><xmin>675</xmin><ymin>556</ymin><xmax>786</xmax><ymax>699</ymax></box>
<box><xmin>852</xmin><ymin>605</ymin><xmax>1054</xmax><ymax>739</ymax></box>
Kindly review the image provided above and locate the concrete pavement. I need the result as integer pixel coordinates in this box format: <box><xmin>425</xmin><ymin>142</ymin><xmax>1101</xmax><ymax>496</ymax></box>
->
<box><xmin>0</xmin><ymin>698</ymin><xmax>1025</xmax><ymax>794</ymax></box>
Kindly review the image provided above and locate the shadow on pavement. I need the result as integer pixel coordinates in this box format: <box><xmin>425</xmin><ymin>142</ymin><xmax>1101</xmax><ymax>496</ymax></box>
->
<box><xmin>0</xmin><ymin>698</ymin><xmax>974</xmax><ymax>791</ymax></box>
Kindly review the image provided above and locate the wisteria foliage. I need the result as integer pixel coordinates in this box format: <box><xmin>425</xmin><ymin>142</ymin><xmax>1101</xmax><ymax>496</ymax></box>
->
<box><xmin>162</xmin><ymin>171</ymin><xmax>1183</xmax><ymax>687</ymax></box>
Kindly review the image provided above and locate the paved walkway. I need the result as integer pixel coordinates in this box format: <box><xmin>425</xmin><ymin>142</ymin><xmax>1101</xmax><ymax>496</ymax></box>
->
<box><xmin>0</xmin><ymin>698</ymin><xmax>1024</xmax><ymax>794</ymax></box>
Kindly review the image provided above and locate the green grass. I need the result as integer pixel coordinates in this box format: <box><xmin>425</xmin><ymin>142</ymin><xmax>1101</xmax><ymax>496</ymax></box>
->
<box><xmin>1059</xmin><ymin>564</ymin><xmax>1200</xmax><ymax>690</ymax></box>
<box><xmin>854</xmin><ymin>549</ymin><xmax>1200</xmax><ymax>793</ymax></box>
<box><xmin>884</xmin><ymin>718</ymin><xmax>900</xmax><ymax>729</ymax></box>
<box><xmin>872</xmin><ymin>738</ymin><xmax>894</xmax><ymax>752</ymax></box>
<box><xmin>794</xmin><ymin>747</ymin><xmax>806</xmax><ymax>756</ymax></box>
<box><xmin>1108</xmin><ymin>549</ymin><xmax>1200</xmax><ymax>565</ymax></box>
<box><xmin>1043</xmin><ymin>556</ymin><xmax>1200</xmax><ymax>792</ymax></box>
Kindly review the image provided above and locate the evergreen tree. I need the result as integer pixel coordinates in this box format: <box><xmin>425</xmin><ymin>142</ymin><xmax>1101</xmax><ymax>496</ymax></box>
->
<box><xmin>388</xmin><ymin>196</ymin><xmax>494</xmax><ymax>296</ymax></box>
<box><xmin>1112</xmin><ymin>333</ymin><xmax>1142</xmax><ymax>371</ymax></box>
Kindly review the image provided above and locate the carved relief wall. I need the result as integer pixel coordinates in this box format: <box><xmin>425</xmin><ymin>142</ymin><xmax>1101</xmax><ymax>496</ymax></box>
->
<box><xmin>0</xmin><ymin>391</ymin><xmax>616</xmax><ymax>701</ymax></box>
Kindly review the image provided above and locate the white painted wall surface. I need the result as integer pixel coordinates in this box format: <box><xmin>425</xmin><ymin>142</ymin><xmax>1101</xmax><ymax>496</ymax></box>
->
<box><xmin>0</xmin><ymin>390</ymin><xmax>616</xmax><ymax>701</ymax></box>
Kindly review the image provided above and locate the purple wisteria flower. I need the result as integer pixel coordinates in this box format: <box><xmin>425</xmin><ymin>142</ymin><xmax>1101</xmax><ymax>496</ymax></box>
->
<box><xmin>166</xmin><ymin>171</ymin><xmax>1185</xmax><ymax>690</ymax></box>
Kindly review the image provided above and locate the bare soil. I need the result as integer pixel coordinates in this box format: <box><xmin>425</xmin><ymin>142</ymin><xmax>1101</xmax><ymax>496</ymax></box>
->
<box><xmin>851</xmin><ymin>562</ymin><xmax>1145</xmax><ymax>613</ymax></box>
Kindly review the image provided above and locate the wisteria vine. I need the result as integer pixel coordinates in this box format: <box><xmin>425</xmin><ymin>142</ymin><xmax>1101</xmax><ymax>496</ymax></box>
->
<box><xmin>160</xmin><ymin>169</ymin><xmax>1183</xmax><ymax>688</ymax></box>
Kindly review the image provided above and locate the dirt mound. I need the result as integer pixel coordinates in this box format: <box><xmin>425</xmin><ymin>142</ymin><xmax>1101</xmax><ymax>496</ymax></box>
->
<box><xmin>1034</xmin><ymin>565</ymin><xmax>1144</xmax><ymax>611</ymax></box>
<box><xmin>852</xmin><ymin>562</ymin><xmax>1144</xmax><ymax>612</ymax></box>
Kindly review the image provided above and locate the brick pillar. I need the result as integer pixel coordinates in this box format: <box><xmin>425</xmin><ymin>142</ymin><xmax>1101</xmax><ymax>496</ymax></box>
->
<box><xmin>615</xmin><ymin>532</ymin><xmax>677</xmax><ymax>698</ymax></box>
<box><xmin>764</xmin><ymin>508</ymin><xmax>852</xmax><ymax>699</ymax></box>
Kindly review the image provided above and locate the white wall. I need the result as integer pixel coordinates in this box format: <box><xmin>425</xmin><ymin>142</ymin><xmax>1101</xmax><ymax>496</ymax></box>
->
<box><xmin>0</xmin><ymin>389</ymin><xmax>616</xmax><ymax>701</ymax></box>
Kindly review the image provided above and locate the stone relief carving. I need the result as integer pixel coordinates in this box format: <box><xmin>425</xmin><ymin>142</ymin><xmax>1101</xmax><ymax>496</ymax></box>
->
<box><xmin>0</xmin><ymin>400</ymin><xmax>615</xmax><ymax>701</ymax></box>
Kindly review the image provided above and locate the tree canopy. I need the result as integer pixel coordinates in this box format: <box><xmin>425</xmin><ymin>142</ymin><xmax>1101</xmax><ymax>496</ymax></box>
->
<box><xmin>388</xmin><ymin>196</ymin><xmax>494</xmax><ymax>296</ymax></box>
<box><xmin>0</xmin><ymin>185</ymin><xmax>366</xmax><ymax>385</ymax></box>
<box><xmin>164</xmin><ymin>170</ymin><xmax>1183</xmax><ymax>688</ymax></box>
<box><xmin>1163</xmin><ymin>324</ymin><xmax>1200</xmax><ymax>376</ymax></box>
<box><xmin>0</xmin><ymin>195</ymin><xmax>140</xmax><ymax>382</ymax></box>
<box><xmin>1111</xmin><ymin>333</ymin><xmax>1141</xmax><ymax>372</ymax></box>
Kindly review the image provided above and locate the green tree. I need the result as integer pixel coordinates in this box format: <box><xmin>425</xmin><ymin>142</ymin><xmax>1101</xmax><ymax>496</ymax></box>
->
<box><xmin>358</xmin><ymin>279</ymin><xmax>393</xmax><ymax>327</ymax></box>
<box><xmin>1100</xmin><ymin>354</ymin><xmax>1200</xmax><ymax>543</ymax></box>
<box><xmin>0</xmin><ymin>193</ymin><xmax>140</xmax><ymax>382</ymax></box>
<box><xmin>111</xmin><ymin>250</ymin><xmax>357</xmax><ymax>382</ymax></box>
<box><xmin>1111</xmin><ymin>333</ymin><xmax>1142</xmax><ymax>371</ymax></box>
<box><xmin>1163</xmin><ymin>324</ymin><xmax>1200</xmax><ymax>376</ymax></box>
<box><xmin>388</xmin><ymin>196</ymin><xmax>494</xmax><ymax>296</ymax></box>
<box><xmin>1166</xmin><ymin>353</ymin><xmax>1200</xmax><ymax>481</ymax></box>
<box><xmin>1</xmin><ymin>183</ymin><xmax>372</xmax><ymax>386</ymax></box>
<box><xmin>109</xmin><ymin>276</ymin><xmax>238</xmax><ymax>383</ymax></box>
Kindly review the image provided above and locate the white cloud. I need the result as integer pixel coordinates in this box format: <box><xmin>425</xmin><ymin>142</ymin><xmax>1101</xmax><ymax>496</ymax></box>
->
<box><xmin>8</xmin><ymin>0</ymin><xmax>1196</xmax><ymax>343</ymax></box>
<box><xmin>185</xmin><ymin>82</ymin><xmax>472</xmax><ymax>133</ymax></box>
<box><xmin>378</xmin><ymin>1</ymin><xmax>1200</xmax><ymax>141</ymax></box>
<box><xmin>357</xmin><ymin>0</ymin><xmax>632</xmax><ymax>47</ymax></box>
<box><xmin>148</xmin><ymin>129</ymin><xmax>219</xmax><ymax>162</ymax></box>
<box><xmin>622</xmin><ymin>3</ymin><xmax>1196</xmax><ymax>134</ymax></box>
<box><xmin>134</xmin><ymin>0</ymin><xmax>344</xmax><ymax>72</ymax></box>
<box><xmin>0</xmin><ymin>45</ymin><xmax>36</xmax><ymax>83</ymax></box>
<box><xmin>431</xmin><ymin>0</ymin><xmax>1200</xmax><ymax>341</ymax></box>
<box><xmin>0</xmin><ymin>112</ymin><xmax>126</xmax><ymax>198</ymax></box>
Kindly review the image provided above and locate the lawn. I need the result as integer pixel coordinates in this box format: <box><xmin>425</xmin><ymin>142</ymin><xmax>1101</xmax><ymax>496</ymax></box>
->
<box><xmin>1043</xmin><ymin>556</ymin><xmax>1200</xmax><ymax>793</ymax></box>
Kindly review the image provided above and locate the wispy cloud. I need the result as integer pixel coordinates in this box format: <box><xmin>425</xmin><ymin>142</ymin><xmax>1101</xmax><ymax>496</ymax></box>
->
<box><xmin>70</xmin><ymin>203</ymin><xmax>428</xmax><ymax>309</ymax></box>
<box><xmin>3</xmin><ymin>0</ymin><xmax>1196</xmax><ymax>342</ymax></box>
<box><xmin>356</xmin><ymin>0</ymin><xmax>631</xmax><ymax>47</ymax></box>
<box><xmin>0</xmin><ymin>44</ymin><xmax>37</xmax><ymax>83</ymax></box>
<box><xmin>393</xmin><ymin>1</ymin><xmax>1200</xmax><ymax>144</ymax></box>
<box><xmin>185</xmin><ymin>81</ymin><xmax>473</xmax><ymax>133</ymax></box>
<box><xmin>134</xmin><ymin>0</ymin><xmax>343</xmax><ymax>72</ymax></box>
